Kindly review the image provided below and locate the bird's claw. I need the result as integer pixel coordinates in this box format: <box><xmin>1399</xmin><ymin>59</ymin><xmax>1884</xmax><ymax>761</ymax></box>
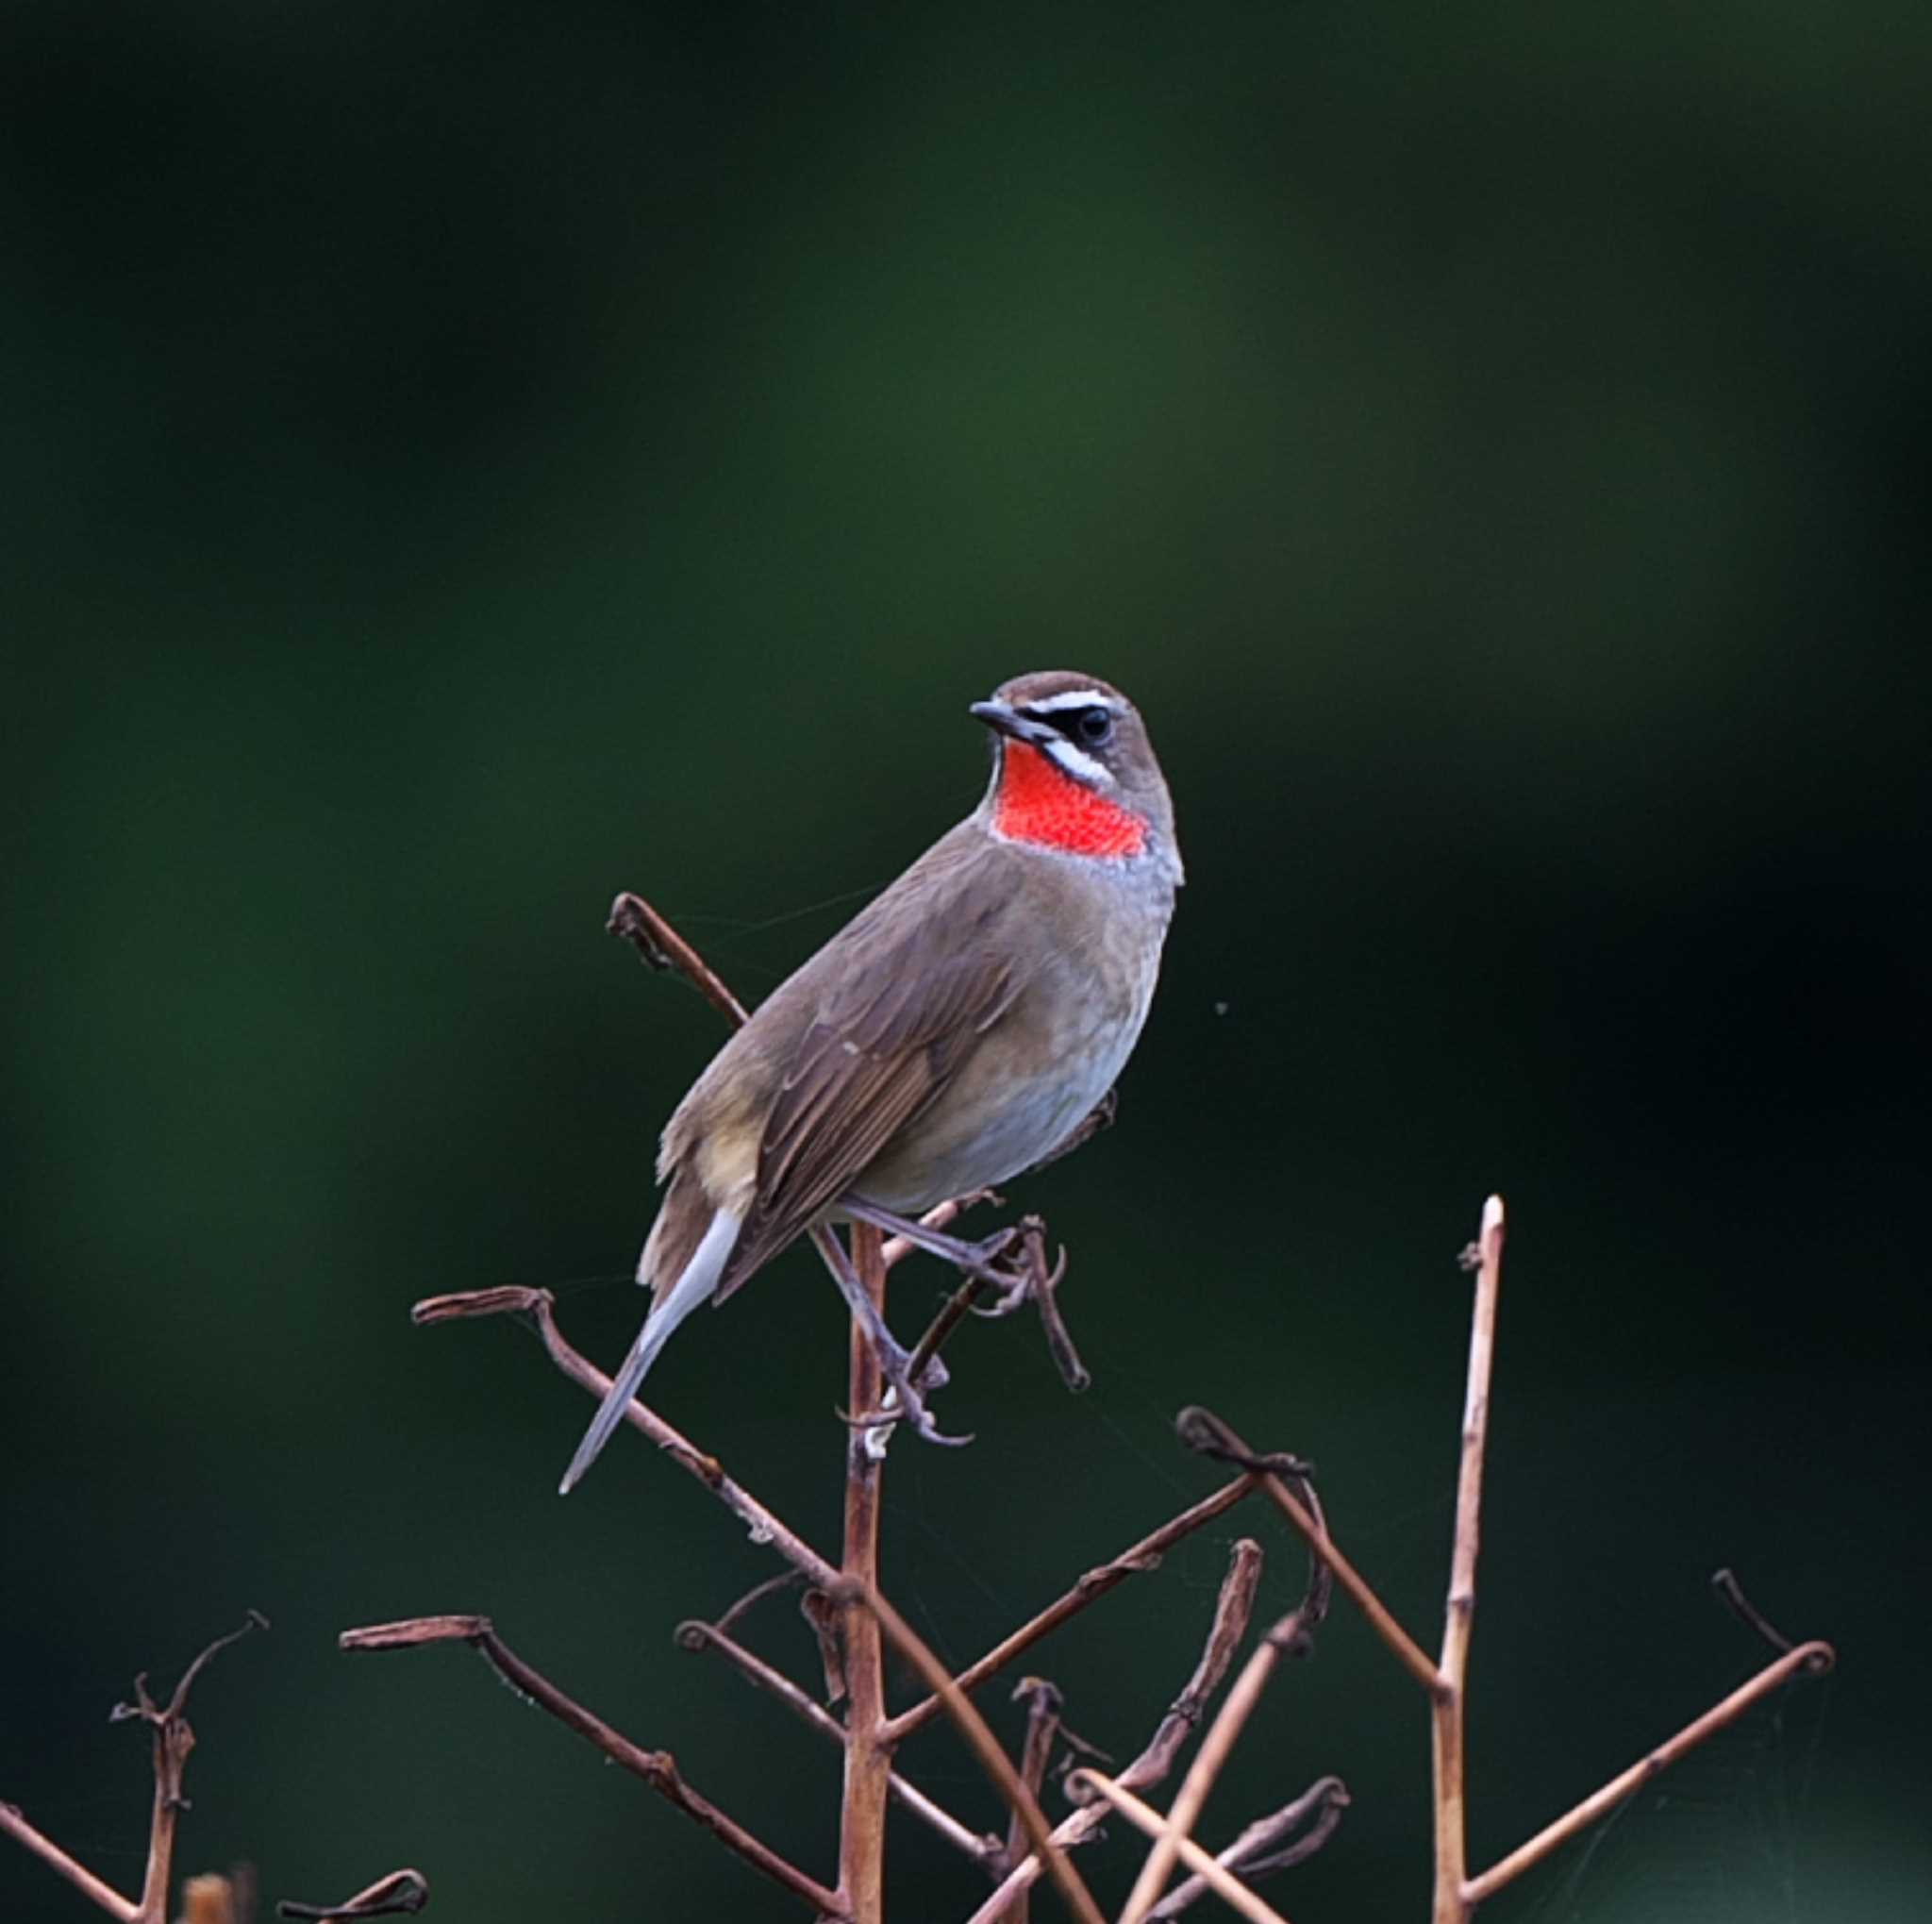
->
<box><xmin>837</xmin><ymin>1395</ymin><xmax>974</xmax><ymax>1448</ymax></box>
<box><xmin>965</xmin><ymin>1216</ymin><xmax>1067</xmax><ymax>1318</ymax></box>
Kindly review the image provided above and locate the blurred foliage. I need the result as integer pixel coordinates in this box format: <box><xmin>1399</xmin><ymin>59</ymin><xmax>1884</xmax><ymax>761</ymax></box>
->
<box><xmin>3</xmin><ymin>3</ymin><xmax>1927</xmax><ymax>1920</ymax></box>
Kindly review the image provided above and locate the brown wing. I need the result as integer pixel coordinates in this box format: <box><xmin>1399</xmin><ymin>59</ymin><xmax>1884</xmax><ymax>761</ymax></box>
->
<box><xmin>711</xmin><ymin>879</ymin><xmax>1023</xmax><ymax>1300</ymax></box>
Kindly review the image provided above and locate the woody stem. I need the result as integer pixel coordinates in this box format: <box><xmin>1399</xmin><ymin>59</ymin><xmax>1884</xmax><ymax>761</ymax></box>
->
<box><xmin>837</xmin><ymin>1225</ymin><xmax>892</xmax><ymax>1924</ymax></box>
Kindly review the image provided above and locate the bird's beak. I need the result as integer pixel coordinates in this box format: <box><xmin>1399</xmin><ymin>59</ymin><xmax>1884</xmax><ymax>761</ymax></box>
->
<box><xmin>970</xmin><ymin>700</ymin><xmax>1057</xmax><ymax>748</ymax></box>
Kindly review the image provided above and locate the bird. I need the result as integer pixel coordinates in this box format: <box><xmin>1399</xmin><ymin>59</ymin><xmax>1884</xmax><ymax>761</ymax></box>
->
<box><xmin>559</xmin><ymin>670</ymin><xmax>1181</xmax><ymax>1493</ymax></box>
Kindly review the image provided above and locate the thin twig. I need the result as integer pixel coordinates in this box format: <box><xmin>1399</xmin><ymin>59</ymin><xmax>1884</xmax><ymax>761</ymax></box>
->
<box><xmin>3</xmin><ymin>1610</ymin><xmax>268</xmax><ymax>1924</ymax></box>
<box><xmin>129</xmin><ymin>1614</ymin><xmax>269</xmax><ymax>1924</ymax></box>
<box><xmin>338</xmin><ymin>1615</ymin><xmax>846</xmax><ymax>1918</ymax></box>
<box><xmin>1012</xmin><ymin>1216</ymin><xmax>1090</xmax><ymax>1391</ymax></box>
<box><xmin>1004</xmin><ymin>1679</ymin><xmax>1064</xmax><ymax>1917</ymax></box>
<box><xmin>1461</xmin><ymin>1638</ymin><xmax>1836</xmax><ymax>1905</ymax></box>
<box><xmin>801</xmin><ymin>1587</ymin><xmax>848</xmax><ymax>1704</ymax></box>
<box><xmin>1177</xmin><ymin>1407</ymin><xmax>1439</xmax><ymax>1695</ymax></box>
<box><xmin>837</xmin><ymin>1580</ymin><xmax>1108</xmax><ymax>1924</ymax></box>
<box><xmin>903</xmin><ymin>1273</ymin><xmax>994</xmax><ymax>1391</ymax></box>
<box><xmin>710</xmin><ymin>1570</ymin><xmax>806</xmax><ymax>1638</ymax></box>
<box><xmin>0</xmin><ymin>1805</ymin><xmax>138</xmax><ymax>1922</ymax></box>
<box><xmin>1121</xmin><ymin>1534</ymin><xmax>1269</xmax><ymax>1787</ymax></box>
<box><xmin>964</xmin><ymin>1539</ymin><xmax>1265</xmax><ymax>1924</ymax></box>
<box><xmin>1065</xmin><ymin>1771</ymin><xmax>1296</xmax><ymax>1924</ymax></box>
<box><xmin>1146</xmin><ymin>1779</ymin><xmax>1351</xmax><ymax>1918</ymax></box>
<box><xmin>1432</xmin><ymin>1194</ymin><xmax>1505</xmax><ymax>1924</ymax></box>
<box><xmin>1710</xmin><ymin>1568</ymin><xmax>1797</xmax><ymax>1655</ymax></box>
<box><xmin>1116</xmin><ymin>1580</ymin><xmax>1326</xmax><ymax>1924</ymax></box>
<box><xmin>675</xmin><ymin>1618</ymin><xmax>1004</xmax><ymax>1870</ymax></box>
<box><xmin>275</xmin><ymin>1869</ymin><xmax>429</xmax><ymax>1919</ymax></box>
<box><xmin>411</xmin><ymin>1285</ymin><xmax>841</xmax><ymax>1591</ymax></box>
<box><xmin>882</xmin><ymin>1475</ymin><xmax>1256</xmax><ymax>1745</ymax></box>
<box><xmin>607</xmin><ymin>892</ymin><xmax>750</xmax><ymax>1025</ymax></box>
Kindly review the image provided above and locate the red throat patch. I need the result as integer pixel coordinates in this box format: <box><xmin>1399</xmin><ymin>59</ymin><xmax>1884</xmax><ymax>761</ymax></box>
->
<box><xmin>991</xmin><ymin>743</ymin><xmax>1148</xmax><ymax>859</ymax></box>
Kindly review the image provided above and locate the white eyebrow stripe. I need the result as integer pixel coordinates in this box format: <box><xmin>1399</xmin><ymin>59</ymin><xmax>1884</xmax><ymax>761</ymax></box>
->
<box><xmin>1020</xmin><ymin>688</ymin><xmax>1119</xmax><ymax>713</ymax></box>
<box><xmin>1042</xmin><ymin>737</ymin><xmax>1116</xmax><ymax>787</ymax></box>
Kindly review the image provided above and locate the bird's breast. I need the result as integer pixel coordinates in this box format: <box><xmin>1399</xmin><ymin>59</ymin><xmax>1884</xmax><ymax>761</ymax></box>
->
<box><xmin>856</xmin><ymin>868</ymin><xmax>1169</xmax><ymax>1213</ymax></box>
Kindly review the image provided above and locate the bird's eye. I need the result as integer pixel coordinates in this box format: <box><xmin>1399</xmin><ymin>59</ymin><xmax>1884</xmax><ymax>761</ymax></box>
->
<box><xmin>1070</xmin><ymin>707</ymin><xmax>1114</xmax><ymax>748</ymax></box>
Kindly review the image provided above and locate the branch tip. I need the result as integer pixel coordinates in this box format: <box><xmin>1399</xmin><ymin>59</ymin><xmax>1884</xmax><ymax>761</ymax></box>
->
<box><xmin>339</xmin><ymin>1616</ymin><xmax>492</xmax><ymax>1652</ymax></box>
<box><xmin>1709</xmin><ymin>1567</ymin><xmax>1807</xmax><ymax>1658</ymax></box>
<box><xmin>410</xmin><ymin>1286</ymin><xmax>547</xmax><ymax>1325</ymax></box>
<box><xmin>1173</xmin><ymin>1407</ymin><xmax>1310</xmax><ymax>1480</ymax></box>
<box><xmin>275</xmin><ymin>1868</ymin><xmax>429</xmax><ymax>1920</ymax></box>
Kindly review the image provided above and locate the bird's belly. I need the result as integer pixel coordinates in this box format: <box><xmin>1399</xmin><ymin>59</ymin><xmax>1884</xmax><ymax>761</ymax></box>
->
<box><xmin>856</xmin><ymin>995</ymin><xmax>1145</xmax><ymax>1214</ymax></box>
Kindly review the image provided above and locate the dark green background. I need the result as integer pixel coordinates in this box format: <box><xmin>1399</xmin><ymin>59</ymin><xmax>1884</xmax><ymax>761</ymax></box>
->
<box><xmin>4</xmin><ymin>4</ymin><xmax>1927</xmax><ymax>1920</ymax></box>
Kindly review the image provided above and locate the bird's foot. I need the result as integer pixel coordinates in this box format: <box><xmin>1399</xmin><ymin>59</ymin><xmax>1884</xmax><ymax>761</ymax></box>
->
<box><xmin>964</xmin><ymin>1215</ymin><xmax>1068</xmax><ymax>1319</ymax></box>
<box><xmin>842</xmin><ymin>1196</ymin><xmax>1059</xmax><ymax>1297</ymax></box>
<box><xmin>837</xmin><ymin>1334</ymin><xmax>973</xmax><ymax>1447</ymax></box>
<box><xmin>840</xmin><ymin>1386</ymin><xmax>974</xmax><ymax>1449</ymax></box>
<box><xmin>834</xmin><ymin>1193</ymin><xmax>1090</xmax><ymax>1395</ymax></box>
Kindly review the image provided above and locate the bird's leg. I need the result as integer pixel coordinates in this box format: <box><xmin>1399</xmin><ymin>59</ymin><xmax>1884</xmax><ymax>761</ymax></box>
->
<box><xmin>841</xmin><ymin>1195</ymin><xmax>1035</xmax><ymax>1293</ymax></box>
<box><xmin>813</xmin><ymin>1228</ymin><xmax>974</xmax><ymax>1447</ymax></box>
<box><xmin>844</xmin><ymin>1199</ymin><xmax>1091</xmax><ymax>1393</ymax></box>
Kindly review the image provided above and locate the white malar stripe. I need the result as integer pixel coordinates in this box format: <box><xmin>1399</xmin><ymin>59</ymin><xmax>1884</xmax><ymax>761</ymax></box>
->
<box><xmin>1043</xmin><ymin>736</ymin><xmax>1115</xmax><ymax>787</ymax></box>
<box><xmin>1023</xmin><ymin>687</ymin><xmax>1120</xmax><ymax>713</ymax></box>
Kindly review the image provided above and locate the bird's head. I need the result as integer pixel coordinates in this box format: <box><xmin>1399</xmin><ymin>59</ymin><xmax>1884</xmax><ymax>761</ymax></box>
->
<box><xmin>971</xmin><ymin>671</ymin><xmax>1177</xmax><ymax>869</ymax></box>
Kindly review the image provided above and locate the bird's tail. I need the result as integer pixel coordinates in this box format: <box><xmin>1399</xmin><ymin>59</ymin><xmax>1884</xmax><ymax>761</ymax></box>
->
<box><xmin>557</xmin><ymin>1206</ymin><xmax>742</xmax><ymax>1494</ymax></box>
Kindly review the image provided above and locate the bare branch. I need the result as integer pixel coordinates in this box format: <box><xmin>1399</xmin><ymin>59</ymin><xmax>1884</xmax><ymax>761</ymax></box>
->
<box><xmin>3</xmin><ymin>1610</ymin><xmax>267</xmax><ymax>1924</ymax></box>
<box><xmin>712</xmin><ymin>1571</ymin><xmax>806</xmax><ymax>1639</ymax></box>
<box><xmin>1003</xmin><ymin>1679</ymin><xmax>1064</xmax><ymax>1918</ymax></box>
<box><xmin>1010</xmin><ymin>1216</ymin><xmax>1089</xmax><ymax>1392</ymax></box>
<box><xmin>410</xmin><ymin>1285</ymin><xmax>841</xmax><ymax>1591</ymax></box>
<box><xmin>1432</xmin><ymin>1194</ymin><xmax>1505</xmax><ymax>1923</ymax></box>
<box><xmin>339</xmin><ymin>1615</ymin><xmax>846</xmax><ymax>1918</ymax></box>
<box><xmin>1710</xmin><ymin>1567</ymin><xmax>1799</xmax><ymax>1655</ymax></box>
<box><xmin>883</xmin><ymin>1475</ymin><xmax>1255</xmax><ymax>1745</ymax></box>
<box><xmin>1146</xmin><ymin>1778</ymin><xmax>1350</xmax><ymax>1918</ymax></box>
<box><xmin>1116</xmin><ymin>1566</ymin><xmax>1328</xmax><ymax>1924</ymax></box>
<box><xmin>1178</xmin><ymin>1406</ymin><xmax>1438</xmax><ymax>1695</ymax></box>
<box><xmin>1461</xmin><ymin>1636</ymin><xmax>1834</xmax><ymax>1906</ymax></box>
<box><xmin>1065</xmin><ymin>1770</ymin><xmax>1296</xmax><ymax>1924</ymax></box>
<box><xmin>275</xmin><ymin>1868</ymin><xmax>428</xmax><ymax>1919</ymax></box>
<box><xmin>835</xmin><ymin>1224</ymin><xmax>893</xmax><ymax>1923</ymax></box>
<box><xmin>837</xmin><ymin>1580</ymin><xmax>1108</xmax><ymax>1924</ymax></box>
<box><xmin>675</xmin><ymin>1618</ymin><xmax>1004</xmax><ymax>1871</ymax></box>
<box><xmin>0</xmin><ymin>1804</ymin><xmax>138</xmax><ymax>1922</ymax></box>
<box><xmin>801</xmin><ymin>1587</ymin><xmax>848</xmax><ymax>1704</ymax></box>
<box><xmin>966</xmin><ymin>1538</ymin><xmax>1265</xmax><ymax>1924</ymax></box>
<box><xmin>607</xmin><ymin>891</ymin><xmax>750</xmax><ymax>1025</ymax></box>
<box><xmin>1124</xmin><ymin>1537</ymin><xmax>1266</xmax><ymax>1790</ymax></box>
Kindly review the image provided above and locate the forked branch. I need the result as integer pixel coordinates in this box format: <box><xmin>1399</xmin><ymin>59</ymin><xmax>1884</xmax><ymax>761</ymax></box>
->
<box><xmin>966</xmin><ymin>1537</ymin><xmax>1318</xmax><ymax>1924</ymax></box>
<box><xmin>1460</xmin><ymin>1631</ymin><xmax>1834</xmax><ymax>1906</ymax></box>
<box><xmin>275</xmin><ymin>1868</ymin><xmax>429</xmax><ymax>1919</ymax></box>
<box><xmin>1146</xmin><ymin>1779</ymin><xmax>1351</xmax><ymax>1920</ymax></box>
<box><xmin>411</xmin><ymin>1284</ymin><xmax>842</xmax><ymax>1590</ymax></box>
<box><xmin>675</xmin><ymin>1612</ymin><xmax>1002</xmax><ymax>1872</ymax></box>
<box><xmin>1</xmin><ymin>1610</ymin><xmax>267</xmax><ymax>1924</ymax></box>
<box><xmin>836</xmin><ymin>1580</ymin><xmax>1108</xmax><ymax>1924</ymax></box>
<box><xmin>1117</xmin><ymin>1487</ymin><xmax>1332</xmax><ymax>1924</ymax></box>
<box><xmin>1177</xmin><ymin>1406</ymin><xmax>1437</xmax><ymax>1693</ymax></box>
<box><xmin>883</xmin><ymin>1474</ymin><xmax>1256</xmax><ymax>1746</ymax></box>
<box><xmin>338</xmin><ymin>1615</ymin><xmax>845</xmax><ymax>1918</ymax></box>
<box><xmin>1065</xmin><ymin>1771</ymin><xmax>1295</xmax><ymax>1924</ymax></box>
